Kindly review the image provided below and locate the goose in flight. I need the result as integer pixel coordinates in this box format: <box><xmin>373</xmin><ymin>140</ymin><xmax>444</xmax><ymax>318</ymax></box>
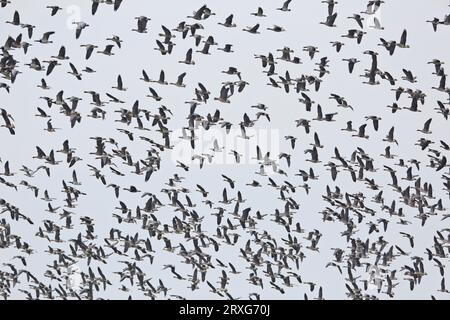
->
<box><xmin>383</xmin><ymin>127</ymin><xmax>399</xmax><ymax>145</ymax></box>
<box><xmin>154</xmin><ymin>39</ymin><xmax>174</xmax><ymax>55</ymax></box>
<box><xmin>218</xmin><ymin>44</ymin><xmax>234</xmax><ymax>53</ymax></box>
<box><xmin>80</xmin><ymin>44</ymin><xmax>98</xmax><ymax>60</ymax></box>
<box><xmin>426</xmin><ymin>17</ymin><xmax>441</xmax><ymax>32</ymax></box>
<box><xmin>133</xmin><ymin>16</ymin><xmax>151</xmax><ymax>33</ymax></box>
<box><xmin>330</xmin><ymin>41</ymin><xmax>344</xmax><ymax>52</ymax></box>
<box><xmin>97</xmin><ymin>44</ymin><xmax>115</xmax><ymax>56</ymax></box>
<box><xmin>379</xmin><ymin>38</ymin><xmax>397</xmax><ymax>55</ymax></box>
<box><xmin>305</xmin><ymin>147</ymin><xmax>321</xmax><ymax>163</ymax></box>
<box><xmin>277</xmin><ymin>0</ymin><xmax>292</xmax><ymax>12</ymax></box>
<box><xmin>365</xmin><ymin>116</ymin><xmax>381</xmax><ymax>131</ymax></box>
<box><xmin>320</xmin><ymin>13</ymin><xmax>338</xmax><ymax>27</ymax></box>
<box><xmin>342</xmin><ymin>58</ymin><xmax>360</xmax><ymax>74</ymax></box>
<box><xmin>6</xmin><ymin>10</ymin><xmax>20</xmax><ymax>25</ymax></box>
<box><xmin>73</xmin><ymin>22</ymin><xmax>89</xmax><ymax>39</ymax></box>
<box><xmin>343</xmin><ymin>29</ymin><xmax>366</xmax><ymax>44</ymax></box>
<box><xmin>106</xmin><ymin>35</ymin><xmax>123</xmax><ymax>48</ymax></box>
<box><xmin>187</xmin><ymin>4</ymin><xmax>215</xmax><ymax>20</ymax></box>
<box><xmin>44</xmin><ymin>119</ymin><xmax>60</xmax><ymax>132</ymax></box>
<box><xmin>362</xmin><ymin>0</ymin><xmax>384</xmax><ymax>15</ymax></box>
<box><xmin>51</xmin><ymin>46</ymin><xmax>69</xmax><ymax>60</ymax></box>
<box><xmin>147</xmin><ymin>87</ymin><xmax>162</xmax><ymax>101</ymax></box>
<box><xmin>397</xmin><ymin>29</ymin><xmax>410</xmax><ymax>48</ymax></box>
<box><xmin>68</xmin><ymin>63</ymin><xmax>82</xmax><ymax>80</ymax></box>
<box><xmin>1</xmin><ymin>108</ymin><xmax>15</xmax><ymax>135</ymax></box>
<box><xmin>417</xmin><ymin>118</ymin><xmax>432</xmax><ymax>134</ymax></box>
<box><xmin>170</xmin><ymin>73</ymin><xmax>187</xmax><ymax>87</ymax></box>
<box><xmin>243</xmin><ymin>24</ymin><xmax>260</xmax><ymax>34</ymax></box>
<box><xmin>0</xmin><ymin>161</ymin><xmax>14</xmax><ymax>176</ymax></box>
<box><xmin>46</xmin><ymin>6</ymin><xmax>62</xmax><ymax>16</ymax></box>
<box><xmin>348</xmin><ymin>14</ymin><xmax>364</xmax><ymax>29</ymax></box>
<box><xmin>267</xmin><ymin>25</ymin><xmax>285</xmax><ymax>32</ymax></box>
<box><xmin>251</xmin><ymin>7</ymin><xmax>266</xmax><ymax>17</ymax></box>
<box><xmin>35</xmin><ymin>31</ymin><xmax>55</xmax><ymax>44</ymax></box>
<box><xmin>219</xmin><ymin>14</ymin><xmax>236</xmax><ymax>28</ymax></box>
<box><xmin>214</xmin><ymin>86</ymin><xmax>232</xmax><ymax>103</ymax></box>
<box><xmin>179</xmin><ymin>48</ymin><xmax>195</xmax><ymax>65</ymax></box>
<box><xmin>402</xmin><ymin>69</ymin><xmax>417</xmax><ymax>83</ymax></box>
<box><xmin>369</xmin><ymin>17</ymin><xmax>384</xmax><ymax>30</ymax></box>
<box><xmin>353</xmin><ymin>124</ymin><xmax>369</xmax><ymax>139</ymax></box>
<box><xmin>112</xmin><ymin>75</ymin><xmax>127</xmax><ymax>91</ymax></box>
<box><xmin>20</xmin><ymin>23</ymin><xmax>35</xmax><ymax>39</ymax></box>
<box><xmin>0</xmin><ymin>82</ymin><xmax>10</xmax><ymax>93</ymax></box>
<box><xmin>322</xmin><ymin>0</ymin><xmax>338</xmax><ymax>16</ymax></box>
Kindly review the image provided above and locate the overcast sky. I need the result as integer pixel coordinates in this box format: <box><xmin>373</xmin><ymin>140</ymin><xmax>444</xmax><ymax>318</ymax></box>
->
<box><xmin>1</xmin><ymin>0</ymin><xmax>450</xmax><ymax>300</ymax></box>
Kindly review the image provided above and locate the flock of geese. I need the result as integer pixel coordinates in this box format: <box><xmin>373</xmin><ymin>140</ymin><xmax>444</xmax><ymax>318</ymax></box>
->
<box><xmin>0</xmin><ymin>0</ymin><xmax>450</xmax><ymax>300</ymax></box>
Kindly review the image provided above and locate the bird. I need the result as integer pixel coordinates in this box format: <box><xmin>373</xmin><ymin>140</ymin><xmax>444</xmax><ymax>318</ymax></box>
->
<box><xmin>73</xmin><ymin>22</ymin><xmax>89</xmax><ymax>39</ymax></box>
<box><xmin>277</xmin><ymin>0</ymin><xmax>292</xmax><ymax>12</ymax></box>
<box><xmin>320</xmin><ymin>13</ymin><xmax>338</xmax><ymax>27</ymax></box>
<box><xmin>179</xmin><ymin>48</ymin><xmax>195</xmax><ymax>65</ymax></box>
<box><xmin>251</xmin><ymin>7</ymin><xmax>266</xmax><ymax>17</ymax></box>
<box><xmin>133</xmin><ymin>16</ymin><xmax>151</xmax><ymax>33</ymax></box>
<box><xmin>35</xmin><ymin>31</ymin><xmax>55</xmax><ymax>44</ymax></box>
<box><xmin>46</xmin><ymin>6</ymin><xmax>62</xmax><ymax>16</ymax></box>
<box><xmin>97</xmin><ymin>44</ymin><xmax>115</xmax><ymax>56</ymax></box>
<box><xmin>243</xmin><ymin>24</ymin><xmax>260</xmax><ymax>34</ymax></box>
<box><xmin>219</xmin><ymin>14</ymin><xmax>236</xmax><ymax>28</ymax></box>
<box><xmin>1</xmin><ymin>108</ymin><xmax>15</xmax><ymax>135</ymax></box>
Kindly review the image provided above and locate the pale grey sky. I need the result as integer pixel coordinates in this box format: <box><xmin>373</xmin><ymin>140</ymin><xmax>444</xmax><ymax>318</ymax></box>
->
<box><xmin>0</xmin><ymin>0</ymin><xmax>449</xmax><ymax>300</ymax></box>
